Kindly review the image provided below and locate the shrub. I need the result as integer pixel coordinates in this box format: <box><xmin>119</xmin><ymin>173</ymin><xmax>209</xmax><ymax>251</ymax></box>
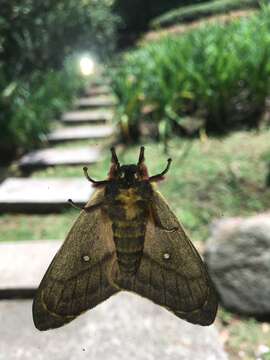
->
<box><xmin>0</xmin><ymin>0</ymin><xmax>118</xmax><ymax>79</ymax></box>
<box><xmin>151</xmin><ymin>0</ymin><xmax>260</xmax><ymax>29</ymax></box>
<box><xmin>0</xmin><ymin>57</ymin><xmax>86</xmax><ymax>159</ymax></box>
<box><xmin>0</xmin><ymin>0</ymin><xmax>119</xmax><ymax>159</ymax></box>
<box><xmin>111</xmin><ymin>5</ymin><xmax>270</xmax><ymax>143</ymax></box>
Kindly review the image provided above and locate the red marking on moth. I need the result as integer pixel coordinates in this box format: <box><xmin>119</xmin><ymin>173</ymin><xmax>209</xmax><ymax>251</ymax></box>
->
<box><xmin>154</xmin><ymin>176</ymin><xmax>165</xmax><ymax>182</ymax></box>
<box><xmin>92</xmin><ymin>183</ymin><xmax>103</xmax><ymax>188</ymax></box>
<box><xmin>138</xmin><ymin>163</ymin><xmax>149</xmax><ymax>180</ymax></box>
<box><xmin>108</xmin><ymin>164</ymin><xmax>119</xmax><ymax>180</ymax></box>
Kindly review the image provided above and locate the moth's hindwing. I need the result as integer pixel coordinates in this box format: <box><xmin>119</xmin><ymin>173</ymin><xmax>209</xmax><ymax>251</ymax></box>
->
<box><xmin>113</xmin><ymin>190</ymin><xmax>218</xmax><ymax>326</ymax></box>
<box><xmin>32</xmin><ymin>189</ymin><xmax>119</xmax><ymax>331</ymax></box>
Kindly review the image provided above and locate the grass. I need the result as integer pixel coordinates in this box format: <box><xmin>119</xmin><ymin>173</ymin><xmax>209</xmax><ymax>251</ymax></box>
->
<box><xmin>0</xmin><ymin>211</ymin><xmax>77</xmax><ymax>242</ymax></box>
<box><xmin>111</xmin><ymin>6</ymin><xmax>270</xmax><ymax>144</ymax></box>
<box><xmin>51</xmin><ymin>139</ymin><xmax>100</xmax><ymax>149</ymax></box>
<box><xmin>218</xmin><ymin>309</ymin><xmax>270</xmax><ymax>359</ymax></box>
<box><xmin>1</xmin><ymin>129</ymin><xmax>270</xmax><ymax>244</ymax></box>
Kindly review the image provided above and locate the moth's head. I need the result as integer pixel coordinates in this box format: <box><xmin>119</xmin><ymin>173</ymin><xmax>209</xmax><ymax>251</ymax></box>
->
<box><xmin>108</xmin><ymin>147</ymin><xmax>149</xmax><ymax>186</ymax></box>
<box><xmin>102</xmin><ymin>147</ymin><xmax>171</xmax><ymax>187</ymax></box>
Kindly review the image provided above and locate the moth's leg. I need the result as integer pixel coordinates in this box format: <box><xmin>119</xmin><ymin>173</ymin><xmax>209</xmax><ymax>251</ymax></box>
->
<box><xmin>68</xmin><ymin>199</ymin><xmax>103</xmax><ymax>213</ymax></box>
<box><xmin>150</xmin><ymin>204</ymin><xmax>178</xmax><ymax>232</ymax></box>
<box><xmin>83</xmin><ymin>167</ymin><xmax>108</xmax><ymax>186</ymax></box>
<box><xmin>149</xmin><ymin>158</ymin><xmax>172</xmax><ymax>182</ymax></box>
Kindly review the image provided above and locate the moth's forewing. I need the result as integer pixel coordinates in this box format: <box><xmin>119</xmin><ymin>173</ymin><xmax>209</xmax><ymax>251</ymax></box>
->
<box><xmin>32</xmin><ymin>189</ymin><xmax>119</xmax><ymax>331</ymax></box>
<box><xmin>112</xmin><ymin>190</ymin><xmax>218</xmax><ymax>326</ymax></box>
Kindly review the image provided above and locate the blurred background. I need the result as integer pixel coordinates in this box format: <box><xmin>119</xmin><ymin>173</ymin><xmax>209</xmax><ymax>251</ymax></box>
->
<box><xmin>1</xmin><ymin>0</ymin><xmax>270</xmax><ymax>359</ymax></box>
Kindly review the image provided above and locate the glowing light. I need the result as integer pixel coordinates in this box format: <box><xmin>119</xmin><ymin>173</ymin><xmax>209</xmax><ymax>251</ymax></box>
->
<box><xmin>79</xmin><ymin>56</ymin><xmax>95</xmax><ymax>76</ymax></box>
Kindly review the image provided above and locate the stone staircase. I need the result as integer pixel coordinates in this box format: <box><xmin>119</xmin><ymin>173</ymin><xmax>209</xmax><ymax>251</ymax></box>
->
<box><xmin>0</xmin><ymin>80</ymin><xmax>114</xmax><ymax>213</ymax></box>
<box><xmin>0</xmin><ymin>77</ymin><xmax>227</xmax><ymax>359</ymax></box>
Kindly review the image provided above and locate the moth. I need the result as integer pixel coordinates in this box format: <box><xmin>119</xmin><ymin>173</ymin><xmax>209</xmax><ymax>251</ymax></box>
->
<box><xmin>33</xmin><ymin>147</ymin><xmax>218</xmax><ymax>331</ymax></box>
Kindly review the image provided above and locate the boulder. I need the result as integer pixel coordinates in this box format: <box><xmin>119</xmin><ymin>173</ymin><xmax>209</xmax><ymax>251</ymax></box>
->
<box><xmin>204</xmin><ymin>213</ymin><xmax>270</xmax><ymax>315</ymax></box>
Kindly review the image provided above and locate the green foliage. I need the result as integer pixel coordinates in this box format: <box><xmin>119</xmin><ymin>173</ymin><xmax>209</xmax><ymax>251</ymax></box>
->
<box><xmin>151</xmin><ymin>0</ymin><xmax>260</xmax><ymax>29</ymax></box>
<box><xmin>111</xmin><ymin>6</ymin><xmax>270</xmax><ymax>143</ymax></box>
<box><xmin>0</xmin><ymin>57</ymin><xmax>85</xmax><ymax>157</ymax></box>
<box><xmin>0</xmin><ymin>0</ymin><xmax>119</xmax><ymax>158</ymax></box>
<box><xmin>1</xmin><ymin>0</ymin><xmax>118</xmax><ymax>79</ymax></box>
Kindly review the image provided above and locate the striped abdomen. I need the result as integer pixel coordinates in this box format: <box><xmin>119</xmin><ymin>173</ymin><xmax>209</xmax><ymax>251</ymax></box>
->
<box><xmin>105</xmin><ymin>185</ymin><xmax>151</xmax><ymax>276</ymax></box>
<box><xmin>112</xmin><ymin>220</ymin><xmax>146</xmax><ymax>275</ymax></box>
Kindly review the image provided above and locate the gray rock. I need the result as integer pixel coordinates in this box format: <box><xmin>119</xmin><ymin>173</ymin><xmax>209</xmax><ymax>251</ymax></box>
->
<box><xmin>62</xmin><ymin>109</ymin><xmax>113</xmax><ymax>125</ymax></box>
<box><xmin>0</xmin><ymin>178</ymin><xmax>93</xmax><ymax>212</ymax></box>
<box><xmin>19</xmin><ymin>147</ymin><xmax>101</xmax><ymax>169</ymax></box>
<box><xmin>0</xmin><ymin>295</ymin><xmax>227</xmax><ymax>360</ymax></box>
<box><xmin>205</xmin><ymin>213</ymin><xmax>270</xmax><ymax>315</ymax></box>
<box><xmin>47</xmin><ymin>125</ymin><xmax>114</xmax><ymax>143</ymax></box>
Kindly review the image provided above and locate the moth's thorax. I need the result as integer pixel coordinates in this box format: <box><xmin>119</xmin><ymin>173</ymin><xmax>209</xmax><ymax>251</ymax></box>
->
<box><xmin>115</xmin><ymin>188</ymin><xmax>143</xmax><ymax>221</ymax></box>
<box><xmin>105</xmin><ymin>181</ymin><xmax>153</xmax><ymax>275</ymax></box>
<box><xmin>105</xmin><ymin>180</ymin><xmax>153</xmax><ymax>220</ymax></box>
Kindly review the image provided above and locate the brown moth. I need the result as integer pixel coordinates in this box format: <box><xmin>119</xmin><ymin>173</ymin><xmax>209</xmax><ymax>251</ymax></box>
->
<box><xmin>32</xmin><ymin>147</ymin><xmax>218</xmax><ymax>331</ymax></box>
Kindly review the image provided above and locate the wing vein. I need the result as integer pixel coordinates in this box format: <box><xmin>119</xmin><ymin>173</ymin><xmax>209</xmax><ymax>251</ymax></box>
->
<box><xmin>161</xmin><ymin>269</ymin><xmax>167</xmax><ymax>305</ymax></box>
<box><xmin>148</xmin><ymin>259</ymin><xmax>152</xmax><ymax>298</ymax></box>
<box><xmin>84</xmin><ymin>270</ymin><xmax>92</xmax><ymax>309</ymax></box>
<box><xmin>133</xmin><ymin>275</ymin><xmax>137</xmax><ymax>292</ymax></box>
<box><xmin>176</xmin><ymin>275</ymin><xmax>186</xmax><ymax>309</ymax></box>
<box><xmin>99</xmin><ymin>262</ymin><xmax>103</xmax><ymax>299</ymax></box>
<box><xmin>70</xmin><ymin>278</ymin><xmax>77</xmax><ymax>314</ymax></box>
<box><xmin>54</xmin><ymin>285</ymin><xmax>65</xmax><ymax>313</ymax></box>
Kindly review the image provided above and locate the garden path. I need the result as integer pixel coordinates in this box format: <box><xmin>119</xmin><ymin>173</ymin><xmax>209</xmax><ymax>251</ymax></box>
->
<box><xmin>0</xmin><ymin>79</ymin><xmax>114</xmax><ymax>212</ymax></box>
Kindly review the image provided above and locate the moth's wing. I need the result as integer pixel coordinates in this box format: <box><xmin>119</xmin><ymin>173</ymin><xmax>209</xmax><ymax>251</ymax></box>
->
<box><xmin>33</xmin><ymin>189</ymin><xmax>119</xmax><ymax>331</ymax></box>
<box><xmin>116</xmin><ymin>190</ymin><xmax>218</xmax><ymax>326</ymax></box>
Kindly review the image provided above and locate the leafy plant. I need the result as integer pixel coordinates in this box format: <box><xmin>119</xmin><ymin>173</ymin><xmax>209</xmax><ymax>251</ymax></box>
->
<box><xmin>0</xmin><ymin>0</ymin><xmax>119</xmax><ymax>79</ymax></box>
<box><xmin>0</xmin><ymin>57</ymin><xmax>86</xmax><ymax>159</ymax></box>
<box><xmin>0</xmin><ymin>0</ymin><xmax>119</xmax><ymax>159</ymax></box>
<box><xmin>111</xmin><ymin>5</ymin><xmax>270</xmax><ymax>144</ymax></box>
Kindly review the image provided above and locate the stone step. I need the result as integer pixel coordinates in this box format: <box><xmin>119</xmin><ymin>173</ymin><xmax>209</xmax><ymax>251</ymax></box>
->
<box><xmin>19</xmin><ymin>147</ymin><xmax>101</xmax><ymax>170</ymax></box>
<box><xmin>0</xmin><ymin>296</ymin><xmax>227</xmax><ymax>360</ymax></box>
<box><xmin>86</xmin><ymin>84</ymin><xmax>112</xmax><ymax>96</ymax></box>
<box><xmin>0</xmin><ymin>178</ymin><xmax>93</xmax><ymax>212</ymax></box>
<box><xmin>47</xmin><ymin>125</ymin><xmax>114</xmax><ymax>143</ymax></box>
<box><xmin>0</xmin><ymin>240</ymin><xmax>61</xmax><ymax>291</ymax></box>
<box><xmin>62</xmin><ymin>109</ymin><xmax>113</xmax><ymax>125</ymax></box>
<box><xmin>90</xmin><ymin>77</ymin><xmax>111</xmax><ymax>87</ymax></box>
<box><xmin>74</xmin><ymin>95</ymin><xmax>117</xmax><ymax>108</ymax></box>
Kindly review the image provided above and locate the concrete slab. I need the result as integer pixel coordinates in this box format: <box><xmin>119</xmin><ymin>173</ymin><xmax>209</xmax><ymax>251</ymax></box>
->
<box><xmin>0</xmin><ymin>295</ymin><xmax>227</xmax><ymax>360</ymax></box>
<box><xmin>47</xmin><ymin>125</ymin><xmax>114</xmax><ymax>143</ymax></box>
<box><xmin>75</xmin><ymin>95</ymin><xmax>117</xmax><ymax>108</ymax></box>
<box><xmin>86</xmin><ymin>85</ymin><xmax>111</xmax><ymax>96</ymax></box>
<box><xmin>19</xmin><ymin>147</ymin><xmax>101</xmax><ymax>169</ymax></box>
<box><xmin>0</xmin><ymin>240</ymin><xmax>61</xmax><ymax>291</ymax></box>
<box><xmin>0</xmin><ymin>178</ymin><xmax>93</xmax><ymax>212</ymax></box>
<box><xmin>62</xmin><ymin>109</ymin><xmax>113</xmax><ymax>125</ymax></box>
<box><xmin>90</xmin><ymin>78</ymin><xmax>111</xmax><ymax>87</ymax></box>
